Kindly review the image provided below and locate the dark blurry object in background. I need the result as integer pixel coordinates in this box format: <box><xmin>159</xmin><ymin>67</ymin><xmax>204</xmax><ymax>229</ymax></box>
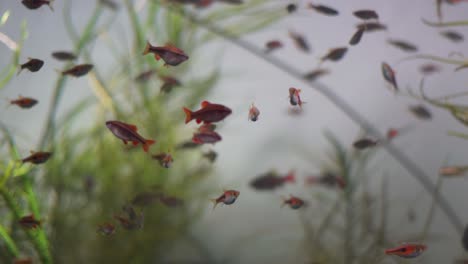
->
<box><xmin>160</xmin><ymin>75</ymin><xmax>182</xmax><ymax>93</ymax></box>
<box><xmin>18</xmin><ymin>58</ymin><xmax>44</xmax><ymax>75</ymax></box>
<box><xmin>381</xmin><ymin>62</ymin><xmax>398</xmax><ymax>92</ymax></box>
<box><xmin>202</xmin><ymin>150</ymin><xmax>218</xmax><ymax>162</ymax></box>
<box><xmin>176</xmin><ymin>140</ymin><xmax>202</xmax><ymax>150</ymax></box>
<box><xmin>83</xmin><ymin>174</ymin><xmax>95</xmax><ymax>195</ymax></box>
<box><xmin>132</xmin><ymin>191</ymin><xmax>162</xmax><ymax>207</ymax></box>
<box><xmin>440</xmin><ymin>30</ymin><xmax>464</xmax><ymax>43</ymax></box>
<box><xmin>159</xmin><ymin>195</ymin><xmax>184</xmax><ymax>208</ymax></box>
<box><xmin>13</xmin><ymin>258</ymin><xmax>32</xmax><ymax>264</ymax></box>
<box><xmin>357</xmin><ymin>22</ymin><xmax>387</xmax><ymax>32</ymax></box>
<box><xmin>61</xmin><ymin>64</ymin><xmax>94</xmax><ymax>77</ymax></box>
<box><xmin>349</xmin><ymin>27</ymin><xmax>365</xmax><ymax>45</ymax></box>
<box><xmin>353</xmin><ymin>10</ymin><xmax>379</xmax><ymax>20</ymax></box>
<box><xmin>353</xmin><ymin>138</ymin><xmax>378</xmax><ymax>150</ymax></box>
<box><xmin>21</xmin><ymin>151</ymin><xmax>52</xmax><ymax>164</ymax></box>
<box><xmin>387</xmin><ymin>39</ymin><xmax>418</xmax><ymax>52</ymax></box>
<box><xmin>289</xmin><ymin>30</ymin><xmax>311</xmax><ymax>53</ymax></box>
<box><xmin>303</xmin><ymin>68</ymin><xmax>330</xmax><ymax>81</ymax></box>
<box><xmin>265</xmin><ymin>40</ymin><xmax>283</xmax><ymax>53</ymax></box>
<box><xmin>286</xmin><ymin>3</ymin><xmax>297</xmax><ymax>13</ymax></box>
<box><xmin>22</xmin><ymin>0</ymin><xmax>53</xmax><ymax>11</ymax></box>
<box><xmin>419</xmin><ymin>63</ymin><xmax>441</xmax><ymax>75</ymax></box>
<box><xmin>308</xmin><ymin>3</ymin><xmax>339</xmax><ymax>16</ymax></box>
<box><xmin>134</xmin><ymin>69</ymin><xmax>156</xmax><ymax>83</ymax></box>
<box><xmin>250</xmin><ymin>170</ymin><xmax>295</xmax><ymax>190</ymax></box>
<box><xmin>152</xmin><ymin>152</ymin><xmax>174</xmax><ymax>168</ymax></box>
<box><xmin>463</xmin><ymin>225</ymin><xmax>468</xmax><ymax>251</ymax></box>
<box><xmin>51</xmin><ymin>51</ymin><xmax>77</xmax><ymax>61</ymax></box>
<box><xmin>409</xmin><ymin>105</ymin><xmax>432</xmax><ymax>120</ymax></box>
<box><xmin>320</xmin><ymin>47</ymin><xmax>348</xmax><ymax>63</ymax></box>
<box><xmin>305</xmin><ymin>172</ymin><xmax>346</xmax><ymax>189</ymax></box>
<box><xmin>97</xmin><ymin>222</ymin><xmax>116</xmax><ymax>236</ymax></box>
<box><xmin>99</xmin><ymin>0</ymin><xmax>119</xmax><ymax>10</ymax></box>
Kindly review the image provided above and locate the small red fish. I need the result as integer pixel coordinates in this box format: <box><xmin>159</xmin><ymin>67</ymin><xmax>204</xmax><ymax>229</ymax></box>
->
<box><xmin>21</xmin><ymin>151</ymin><xmax>52</xmax><ymax>164</ymax></box>
<box><xmin>13</xmin><ymin>258</ymin><xmax>33</xmax><ymax>264</ymax></box>
<box><xmin>265</xmin><ymin>40</ymin><xmax>283</xmax><ymax>53</ymax></box>
<box><xmin>160</xmin><ymin>75</ymin><xmax>181</xmax><ymax>93</ymax></box>
<box><xmin>353</xmin><ymin>138</ymin><xmax>378</xmax><ymax>149</ymax></box>
<box><xmin>387</xmin><ymin>128</ymin><xmax>399</xmax><ymax>139</ymax></box>
<box><xmin>305</xmin><ymin>173</ymin><xmax>346</xmax><ymax>189</ymax></box>
<box><xmin>385</xmin><ymin>243</ymin><xmax>427</xmax><ymax>258</ymax></box>
<box><xmin>97</xmin><ymin>222</ymin><xmax>116</xmax><ymax>236</ymax></box>
<box><xmin>281</xmin><ymin>195</ymin><xmax>305</xmax><ymax>209</ymax></box>
<box><xmin>143</xmin><ymin>41</ymin><xmax>189</xmax><ymax>66</ymax></box>
<box><xmin>439</xmin><ymin>166</ymin><xmax>468</xmax><ymax>177</ymax></box>
<box><xmin>183</xmin><ymin>100</ymin><xmax>232</xmax><ymax>124</ymax></box>
<box><xmin>382</xmin><ymin>62</ymin><xmax>398</xmax><ymax>91</ymax></box>
<box><xmin>210</xmin><ymin>190</ymin><xmax>240</xmax><ymax>210</ymax></box>
<box><xmin>22</xmin><ymin>0</ymin><xmax>53</xmax><ymax>11</ymax></box>
<box><xmin>9</xmin><ymin>96</ymin><xmax>38</xmax><ymax>109</ymax></box>
<box><xmin>419</xmin><ymin>63</ymin><xmax>441</xmax><ymax>75</ymax></box>
<box><xmin>248</xmin><ymin>103</ymin><xmax>260</xmax><ymax>121</ymax></box>
<box><xmin>61</xmin><ymin>64</ymin><xmax>93</xmax><ymax>77</ymax></box>
<box><xmin>105</xmin><ymin>120</ymin><xmax>156</xmax><ymax>152</ymax></box>
<box><xmin>152</xmin><ymin>152</ymin><xmax>174</xmax><ymax>168</ymax></box>
<box><xmin>289</xmin><ymin>87</ymin><xmax>304</xmax><ymax>107</ymax></box>
<box><xmin>18</xmin><ymin>58</ymin><xmax>44</xmax><ymax>75</ymax></box>
<box><xmin>18</xmin><ymin>214</ymin><xmax>41</xmax><ymax>229</ymax></box>
<box><xmin>250</xmin><ymin>170</ymin><xmax>295</xmax><ymax>190</ymax></box>
<box><xmin>51</xmin><ymin>51</ymin><xmax>77</xmax><ymax>61</ymax></box>
<box><xmin>192</xmin><ymin>130</ymin><xmax>222</xmax><ymax>144</ymax></box>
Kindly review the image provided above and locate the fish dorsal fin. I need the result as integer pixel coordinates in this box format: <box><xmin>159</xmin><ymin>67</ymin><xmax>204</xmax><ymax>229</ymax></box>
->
<box><xmin>201</xmin><ymin>101</ymin><xmax>211</xmax><ymax>108</ymax></box>
<box><xmin>164</xmin><ymin>43</ymin><xmax>184</xmax><ymax>54</ymax></box>
<box><xmin>125</xmin><ymin>123</ymin><xmax>138</xmax><ymax>132</ymax></box>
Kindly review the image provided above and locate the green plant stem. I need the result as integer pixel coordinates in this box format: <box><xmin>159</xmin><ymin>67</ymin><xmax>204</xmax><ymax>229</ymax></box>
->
<box><xmin>422</xmin><ymin>18</ymin><xmax>468</xmax><ymax>27</ymax></box>
<box><xmin>167</xmin><ymin>6</ymin><xmax>464</xmax><ymax>233</ymax></box>
<box><xmin>38</xmin><ymin>4</ymin><xmax>103</xmax><ymax>150</ymax></box>
<box><xmin>0</xmin><ymin>216</ymin><xmax>19</xmax><ymax>258</ymax></box>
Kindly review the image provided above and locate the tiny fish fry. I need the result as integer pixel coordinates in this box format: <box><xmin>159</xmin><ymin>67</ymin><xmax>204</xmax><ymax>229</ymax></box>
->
<box><xmin>21</xmin><ymin>151</ymin><xmax>53</xmax><ymax>164</ymax></box>
<box><xmin>281</xmin><ymin>195</ymin><xmax>305</xmax><ymax>209</ymax></box>
<box><xmin>143</xmin><ymin>41</ymin><xmax>189</xmax><ymax>66</ymax></box>
<box><xmin>385</xmin><ymin>243</ymin><xmax>427</xmax><ymax>258</ymax></box>
<box><xmin>210</xmin><ymin>189</ymin><xmax>240</xmax><ymax>210</ymax></box>
<box><xmin>9</xmin><ymin>96</ymin><xmax>38</xmax><ymax>109</ymax></box>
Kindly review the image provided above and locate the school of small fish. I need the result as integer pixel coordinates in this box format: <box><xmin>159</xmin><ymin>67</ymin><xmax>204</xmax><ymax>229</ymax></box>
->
<box><xmin>6</xmin><ymin>0</ymin><xmax>468</xmax><ymax>262</ymax></box>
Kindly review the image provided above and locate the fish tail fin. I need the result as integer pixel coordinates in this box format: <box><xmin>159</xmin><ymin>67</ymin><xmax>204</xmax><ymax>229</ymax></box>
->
<box><xmin>142</xmin><ymin>40</ymin><xmax>151</xmax><ymax>56</ymax></box>
<box><xmin>48</xmin><ymin>0</ymin><xmax>55</xmax><ymax>11</ymax></box>
<box><xmin>143</xmin><ymin>139</ymin><xmax>156</xmax><ymax>152</ymax></box>
<box><xmin>284</xmin><ymin>171</ymin><xmax>295</xmax><ymax>183</ymax></box>
<box><xmin>17</xmin><ymin>66</ymin><xmax>23</xmax><ymax>76</ymax></box>
<box><xmin>183</xmin><ymin>107</ymin><xmax>193</xmax><ymax>124</ymax></box>
<box><xmin>210</xmin><ymin>199</ymin><xmax>218</xmax><ymax>211</ymax></box>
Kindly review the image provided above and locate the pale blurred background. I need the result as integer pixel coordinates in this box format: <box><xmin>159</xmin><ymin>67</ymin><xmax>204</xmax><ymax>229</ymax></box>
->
<box><xmin>1</xmin><ymin>0</ymin><xmax>468</xmax><ymax>263</ymax></box>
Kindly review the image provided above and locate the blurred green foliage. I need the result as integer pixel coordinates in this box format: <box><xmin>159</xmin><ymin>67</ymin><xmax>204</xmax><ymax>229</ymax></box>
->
<box><xmin>0</xmin><ymin>0</ymin><xmax>284</xmax><ymax>263</ymax></box>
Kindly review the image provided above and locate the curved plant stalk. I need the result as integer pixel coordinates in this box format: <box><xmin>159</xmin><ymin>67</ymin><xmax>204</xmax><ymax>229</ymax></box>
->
<box><xmin>422</xmin><ymin>18</ymin><xmax>468</xmax><ymax>27</ymax></box>
<box><xmin>38</xmin><ymin>4</ymin><xmax>104</xmax><ymax>150</ymax></box>
<box><xmin>397</xmin><ymin>54</ymin><xmax>468</xmax><ymax>67</ymax></box>
<box><xmin>0</xmin><ymin>21</ymin><xmax>27</xmax><ymax>90</ymax></box>
<box><xmin>164</xmin><ymin>5</ymin><xmax>464</xmax><ymax>233</ymax></box>
<box><xmin>0</xmin><ymin>223</ymin><xmax>19</xmax><ymax>258</ymax></box>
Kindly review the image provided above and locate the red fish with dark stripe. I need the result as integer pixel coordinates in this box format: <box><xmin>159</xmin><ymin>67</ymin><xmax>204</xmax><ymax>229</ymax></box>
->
<box><xmin>106</xmin><ymin>120</ymin><xmax>156</xmax><ymax>152</ymax></box>
<box><xmin>183</xmin><ymin>101</ymin><xmax>232</xmax><ymax>124</ymax></box>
